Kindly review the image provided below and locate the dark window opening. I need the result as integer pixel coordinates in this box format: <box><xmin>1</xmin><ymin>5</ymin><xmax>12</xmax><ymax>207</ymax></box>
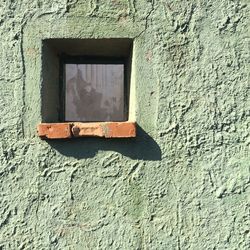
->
<box><xmin>41</xmin><ymin>39</ymin><xmax>133</xmax><ymax>123</ymax></box>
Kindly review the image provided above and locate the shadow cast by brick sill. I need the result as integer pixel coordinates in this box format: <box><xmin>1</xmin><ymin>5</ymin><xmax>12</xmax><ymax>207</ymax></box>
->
<box><xmin>46</xmin><ymin>125</ymin><xmax>161</xmax><ymax>161</ymax></box>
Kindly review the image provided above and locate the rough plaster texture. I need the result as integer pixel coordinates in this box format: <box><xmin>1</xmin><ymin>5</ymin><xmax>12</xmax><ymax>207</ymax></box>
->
<box><xmin>0</xmin><ymin>0</ymin><xmax>249</xmax><ymax>249</ymax></box>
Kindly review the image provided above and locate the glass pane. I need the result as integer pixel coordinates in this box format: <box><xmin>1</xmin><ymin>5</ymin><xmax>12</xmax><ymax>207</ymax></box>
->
<box><xmin>65</xmin><ymin>64</ymin><xmax>124</xmax><ymax>122</ymax></box>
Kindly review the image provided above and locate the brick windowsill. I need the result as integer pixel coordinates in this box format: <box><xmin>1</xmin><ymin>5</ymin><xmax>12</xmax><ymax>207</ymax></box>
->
<box><xmin>37</xmin><ymin>122</ymin><xmax>136</xmax><ymax>139</ymax></box>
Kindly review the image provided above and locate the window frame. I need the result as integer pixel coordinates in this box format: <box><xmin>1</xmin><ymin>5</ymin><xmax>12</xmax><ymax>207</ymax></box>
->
<box><xmin>59</xmin><ymin>54</ymin><xmax>130</xmax><ymax>122</ymax></box>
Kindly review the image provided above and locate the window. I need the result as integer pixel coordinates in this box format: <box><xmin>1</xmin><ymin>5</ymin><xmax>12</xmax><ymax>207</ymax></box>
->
<box><xmin>38</xmin><ymin>39</ymin><xmax>136</xmax><ymax>139</ymax></box>
<box><xmin>60</xmin><ymin>56</ymin><xmax>128</xmax><ymax>122</ymax></box>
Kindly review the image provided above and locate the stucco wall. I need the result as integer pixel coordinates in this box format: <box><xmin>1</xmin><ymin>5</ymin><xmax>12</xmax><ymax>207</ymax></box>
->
<box><xmin>0</xmin><ymin>0</ymin><xmax>249</xmax><ymax>249</ymax></box>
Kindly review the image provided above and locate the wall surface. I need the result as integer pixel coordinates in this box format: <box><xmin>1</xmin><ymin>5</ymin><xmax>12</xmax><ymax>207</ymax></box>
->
<box><xmin>0</xmin><ymin>0</ymin><xmax>249</xmax><ymax>249</ymax></box>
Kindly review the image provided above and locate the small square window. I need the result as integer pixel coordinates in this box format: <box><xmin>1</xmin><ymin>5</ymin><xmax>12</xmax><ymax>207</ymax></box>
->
<box><xmin>41</xmin><ymin>39</ymin><xmax>133</xmax><ymax>123</ymax></box>
<box><xmin>38</xmin><ymin>39</ymin><xmax>136</xmax><ymax>139</ymax></box>
<box><xmin>61</xmin><ymin>57</ymin><xmax>127</xmax><ymax>122</ymax></box>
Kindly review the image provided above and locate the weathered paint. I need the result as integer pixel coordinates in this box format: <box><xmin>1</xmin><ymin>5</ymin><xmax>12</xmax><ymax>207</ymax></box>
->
<box><xmin>0</xmin><ymin>0</ymin><xmax>249</xmax><ymax>249</ymax></box>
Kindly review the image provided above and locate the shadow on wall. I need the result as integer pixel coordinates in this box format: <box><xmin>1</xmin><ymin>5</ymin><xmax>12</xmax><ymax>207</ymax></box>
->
<box><xmin>46</xmin><ymin>125</ymin><xmax>162</xmax><ymax>161</ymax></box>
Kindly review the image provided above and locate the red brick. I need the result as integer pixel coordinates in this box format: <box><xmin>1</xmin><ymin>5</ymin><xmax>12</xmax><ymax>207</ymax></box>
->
<box><xmin>72</xmin><ymin>122</ymin><xmax>104</xmax><ymax>137</ymax></box>
<box><xmin>72</xmin><ymin>122</ymin><xmax>136</xmax><ymax>138</ymax></box>
<box><xmin>104</xmin><ymin>122</ymin><xmax>136</xmax><ymax>138</ymax></box>
<box><xmin>38</xmin><ymin>122</ymin><xmax>136</xmax><ymax>139</ymax></box>
<box><xmin>37</xmin><ymin>123</ymin><xmax>72</xmax><ymax>139</ymax></box>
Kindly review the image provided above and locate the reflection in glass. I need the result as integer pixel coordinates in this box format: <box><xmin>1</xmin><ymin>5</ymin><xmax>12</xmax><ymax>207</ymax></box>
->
<box><xmin>65</xmin><ymin>64</ymin><xmax>124</xmax><ymax>122</ymax></box>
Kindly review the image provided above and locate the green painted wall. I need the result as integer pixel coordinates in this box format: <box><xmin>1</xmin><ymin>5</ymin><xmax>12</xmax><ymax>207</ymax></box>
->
<box><xmin>0</xmin><ymin>0</ymin><xmax>249</xmax><ymax>249</ymax></box>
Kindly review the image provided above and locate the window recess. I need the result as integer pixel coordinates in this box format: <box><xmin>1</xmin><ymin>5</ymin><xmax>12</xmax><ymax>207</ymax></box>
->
<box><xmin>38</xmin><ymin>38</ymin><xmax>136</xmax><ymax>139</ymax></box>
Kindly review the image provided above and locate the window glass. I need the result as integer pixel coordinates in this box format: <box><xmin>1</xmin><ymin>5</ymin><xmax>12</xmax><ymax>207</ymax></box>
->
<box><xmin>65</xmin><ymin>64</ymin><xmax>124</xmax><ymax>122</ymax></box>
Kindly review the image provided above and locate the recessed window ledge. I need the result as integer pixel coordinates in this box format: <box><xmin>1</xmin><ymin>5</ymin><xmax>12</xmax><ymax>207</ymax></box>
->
<box><xmin>37</xmin><ymin>122</ymin><xmax>136</xmax><ymax>139</ymax></box>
